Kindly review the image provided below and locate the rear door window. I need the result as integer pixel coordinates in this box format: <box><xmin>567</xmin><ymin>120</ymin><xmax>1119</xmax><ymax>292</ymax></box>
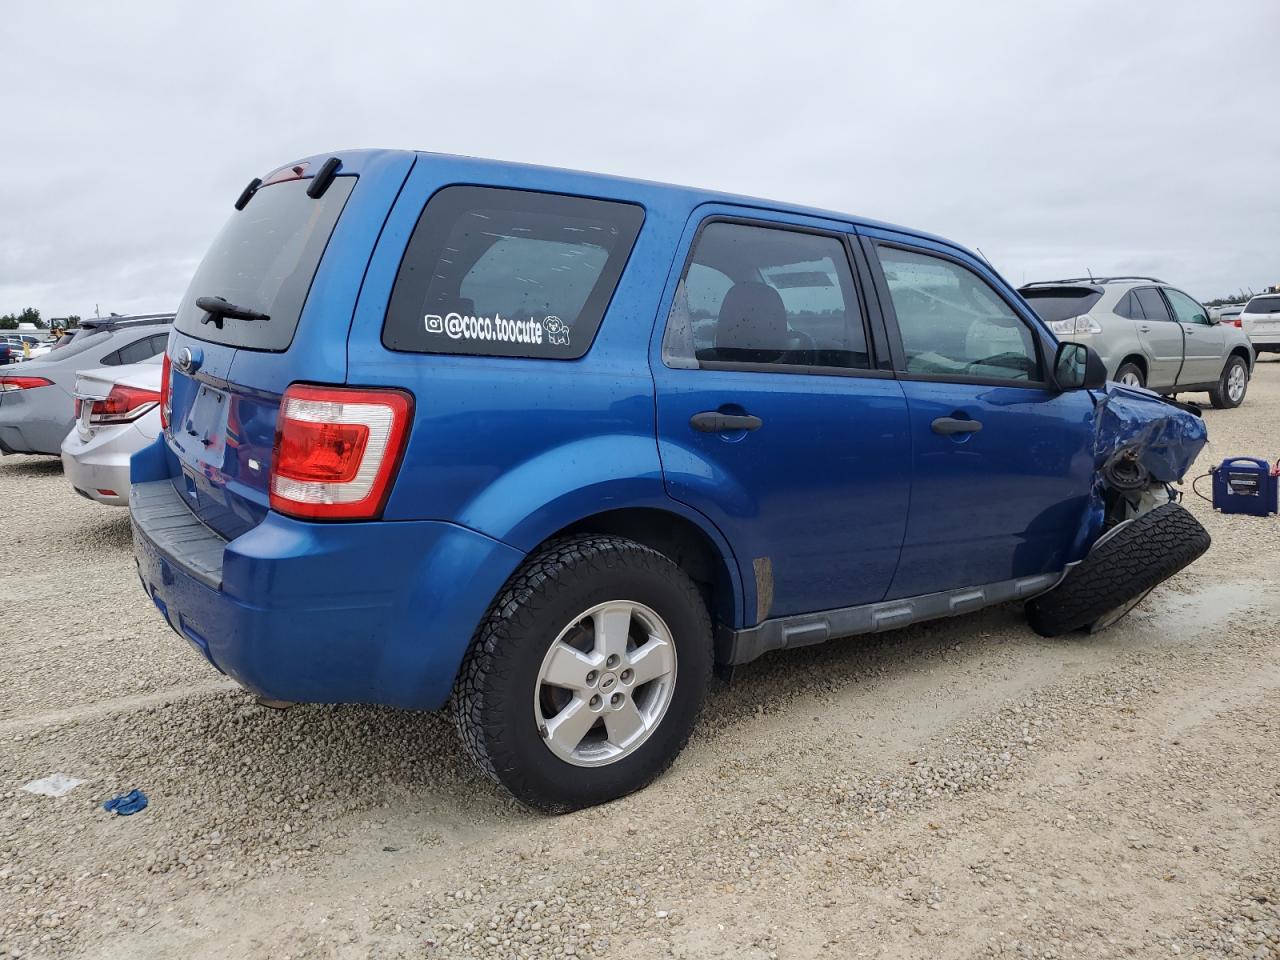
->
<box><xmin>383</xmin><ymin>187</ymin><xmax>644</xmax><ymax>359</ymax></box>
<box><xmin>1134</xmin><ymin>288</ymin><xmax>1172</xmax><ymax>322</ymax></box>
<box><xmin>661</xmin><ymin>221</ymin><xmax>871</xmax><ymax>371</ymax></box>
<box><xmin>173</xmin><ymin>177</ymin><xmax>356</xmax><ymax>351</ymax></box>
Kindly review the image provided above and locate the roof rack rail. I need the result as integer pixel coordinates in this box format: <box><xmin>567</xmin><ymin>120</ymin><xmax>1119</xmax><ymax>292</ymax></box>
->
<box><xmin>1021</xmin><ymin>276</ymin><xmax>1166</xmax><ymax>287</ymax></box>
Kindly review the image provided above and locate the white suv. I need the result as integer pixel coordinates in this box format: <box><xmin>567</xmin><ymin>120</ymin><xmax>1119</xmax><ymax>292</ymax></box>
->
<box><xmin>1239</xmin><ymin>293</ymin><xmax>1280</xmax><ymax>355</ymax></box>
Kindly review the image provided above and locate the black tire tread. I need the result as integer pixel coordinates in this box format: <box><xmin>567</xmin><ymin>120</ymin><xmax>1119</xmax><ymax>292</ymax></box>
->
<box><xmin>450</xmin><ymin>534</ymin><xmax>712</xmax><ymax>813</ymax></box>
<box><xmin>1026</xmin><ymin>502</ymin><xmax>1210</xmax><ymax>637</ymax></box>
<box><xmin>1208</xmin><ymin>355</ymin><xmax>1248</xmax><ymax>409</ymax></box>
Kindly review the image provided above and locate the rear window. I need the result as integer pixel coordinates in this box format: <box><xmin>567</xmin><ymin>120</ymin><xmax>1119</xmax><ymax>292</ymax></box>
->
<box><xmin>383</xmin><ymin>186</ymin><xmax>644</xmax><ymax>359</ymax></box>
<box><xmin>1020</xmin><ymin>287</ymin><xmax>1103</xmax><ymax>324</ymax></box>
<box><xmin>1245</xmin><ymin>295</ymin><xmax>1280</xmax><ymax>314</ymax></box>
<box><xmin>174</xmin><ymin>177</ymin><xmax>356</xmax><ymax>351</ymax></box>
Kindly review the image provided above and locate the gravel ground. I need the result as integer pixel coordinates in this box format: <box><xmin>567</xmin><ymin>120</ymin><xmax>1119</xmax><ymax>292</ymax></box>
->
<box><xmin>2</xmin><ymin>361</ymin><xmax>1279</xmax><ymax>960</ymax></box>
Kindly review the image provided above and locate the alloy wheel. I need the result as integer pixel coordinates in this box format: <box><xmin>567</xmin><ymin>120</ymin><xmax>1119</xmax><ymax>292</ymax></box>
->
<box><xmin>534</xmin><ymin>600</ymin><xmax>678</xmax><ymax>767</ymax></box>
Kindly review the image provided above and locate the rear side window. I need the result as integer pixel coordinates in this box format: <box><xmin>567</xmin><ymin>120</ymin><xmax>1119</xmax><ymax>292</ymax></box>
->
<box><xmin>1246</xmin><ymin>295</ymin><xmax>1280</xmax><ymax>314</ymax></box>
<box><xmin>174</xmin><ymin>177</ymin><xmax>356</xmax><ymax>351</ymax></box>
<box><xmin>662</xmin><ymin>221</ymin><xmax>871</xmax><ymax>371</ymax></box>
<box><xmin>1020</xmin><ymin>287</ymin><xmax>1102</xmax><ymax>324</ymax></box>
<box><xmin>384</xmin><ymin>187</ymin><xmax>644</xmax><ymax>359</ymax></box>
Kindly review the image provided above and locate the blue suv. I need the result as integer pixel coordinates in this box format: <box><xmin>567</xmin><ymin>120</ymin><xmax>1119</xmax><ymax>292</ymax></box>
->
<box><xmin>131</xmin><ymin>150</ymin><xmax>1208</xmax><ymax>811</ymax></box>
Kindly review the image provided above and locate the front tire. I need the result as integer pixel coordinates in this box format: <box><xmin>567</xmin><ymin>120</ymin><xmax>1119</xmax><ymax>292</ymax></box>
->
<box><xmin>451</xmin><ymin>534</ymin><xmax>712</xmax><ymax>813</ymax></box>
<box><xmin>1025</xmin><ymin>503</ymin><xmax>1210</xmax><ymax>637</ymax></box>
<box><xmin>1208</xmin><ymin>355</ymin><xmax>1248</xmax><ymax>409</ymax></box>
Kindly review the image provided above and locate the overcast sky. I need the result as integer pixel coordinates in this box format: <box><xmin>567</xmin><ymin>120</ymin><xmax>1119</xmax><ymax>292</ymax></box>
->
<box><xmin>2</xmin><ymin>0</ymin><xmax>1276</xmax><ymax>320</ymax></box>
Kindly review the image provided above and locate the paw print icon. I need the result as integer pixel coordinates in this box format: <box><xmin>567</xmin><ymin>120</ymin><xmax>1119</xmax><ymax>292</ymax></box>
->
<box><xmin>544</xmin><ymin>316</ymin><xmax>570</xmax><ymax>346</ymax></box>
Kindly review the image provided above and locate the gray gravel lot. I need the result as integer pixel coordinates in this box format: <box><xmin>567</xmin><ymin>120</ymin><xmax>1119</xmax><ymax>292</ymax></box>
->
<box><xmin>2</xmin><ymin>362</ymin><xmax>1279</xmax><ymax>959</ymax></box>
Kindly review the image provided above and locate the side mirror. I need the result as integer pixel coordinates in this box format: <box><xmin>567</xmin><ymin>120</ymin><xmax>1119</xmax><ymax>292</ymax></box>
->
<box><xmin>1053</xmin><ymin>341</ymin><xmax>1107</xmax><ymax>390</ymax></box>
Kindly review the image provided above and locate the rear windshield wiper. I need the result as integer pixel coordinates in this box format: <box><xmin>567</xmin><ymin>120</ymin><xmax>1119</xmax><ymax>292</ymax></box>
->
<box><xmin>195</xmin><ymin>296</ymin><xmax>270</xmax><ymax>329</ymax></box>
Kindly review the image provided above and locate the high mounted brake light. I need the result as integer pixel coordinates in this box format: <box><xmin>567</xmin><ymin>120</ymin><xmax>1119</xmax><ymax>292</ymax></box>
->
<box><xmin>269</xmin><ymin>384</ymin><xmax>413</xmax><ymax>520</ymax></box>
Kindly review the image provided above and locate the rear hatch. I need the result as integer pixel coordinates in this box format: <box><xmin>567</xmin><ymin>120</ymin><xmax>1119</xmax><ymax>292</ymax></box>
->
<box><xmin>1243</xmin><ymin>294</ymin><xmax>1280</xmax><ymax>339</ymax></box>
<box><xmin>163</xmin><ymin>151</ymin><xmax>415</xmax><ymax>539</ymax></box>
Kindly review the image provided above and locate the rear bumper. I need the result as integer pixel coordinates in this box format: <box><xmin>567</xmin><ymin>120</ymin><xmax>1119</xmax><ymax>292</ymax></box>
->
<box><xmin>131</xmin><ymin>476</ymin><xmax>525</xmax><ymax>710</ymax></box>
<box><xmin>61</xmin><ymin>420</ymin><xmax>155</xmax><ymax>505</ymax></box>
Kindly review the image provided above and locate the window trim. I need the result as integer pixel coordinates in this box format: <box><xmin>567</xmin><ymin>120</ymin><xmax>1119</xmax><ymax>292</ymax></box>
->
<box><xmin>380</xmin><ymin>184</ymin><xmax>645</xmax><ymax>361</ymax></box>
<box><xmin>868</xmin><ymin>239</ymin><xmax>1052</xmax><ymax>389</ymax></box>
<box><xmin>661</xmin><ymin>214</ymin><xmax>892</xmax><ymax>380</ymax></box>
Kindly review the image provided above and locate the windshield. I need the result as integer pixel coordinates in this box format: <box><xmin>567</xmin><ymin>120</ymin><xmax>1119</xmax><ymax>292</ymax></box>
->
<box><xmin>1245</xmin><ymin>295</ymin><xmax>1280</xmax><ymax>314</ymax></box>
<box><xmin>173</xmin><ymin>176</ymin><xmax>356</xmax><ymax>351</ymax></box>
<box><xmin>1020</xmin><ymin>287</ymin><xmax>1103</xmax><ymax>324</ymax></box>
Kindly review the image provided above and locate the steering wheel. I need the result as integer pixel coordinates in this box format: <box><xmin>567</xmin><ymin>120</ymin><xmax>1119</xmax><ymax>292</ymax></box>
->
<box><xmin>788</xmin><ymin>328</ymin><xmax>820</xmax><ymax>366</ymax></box>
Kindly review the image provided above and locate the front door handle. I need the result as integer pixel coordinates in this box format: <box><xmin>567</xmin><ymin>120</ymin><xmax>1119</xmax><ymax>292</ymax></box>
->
<box><xmin>690</xmin><ymin>411</ymin><xmax>763</xmax><ymax>433</ymax></box>
<box><xmin>931</xmin><ymin>416</ymin><xmax>982</xmax><ymax>435</ymax></box>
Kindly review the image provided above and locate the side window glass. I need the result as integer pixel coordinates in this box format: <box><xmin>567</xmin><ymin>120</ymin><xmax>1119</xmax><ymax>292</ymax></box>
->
<box><xmin>384</xmin><ymin>187</ymin><xmax>644</xmax><ymax>359</ymax></box>
<box><xmin>1134</xmin><ymin>289</ymin><xmax>1171</xmax><ymax>322</ymax></box>
<box><xmin>1116</xmin><ymin>291</ymin><xmax>1142</xmax><ymax>320</ymax></box>
<box><xmin>662</xmin><ymin>222</ymin><xmax>870</xmax><ymax>371</ymax></box>
<box><xmin>1164</xmin><ymin>289</ymin><xmax>1209</xmax><ymax>325</ymax></box>
<box><xmin>877</xmin><ymin>246</ymin><xmax>1041</xmax><ymax>382</ymax></box>
<box><xmin>99</xmin><ymin>349</ymin><xmax>123</xmax><ymax>366</ymax></box>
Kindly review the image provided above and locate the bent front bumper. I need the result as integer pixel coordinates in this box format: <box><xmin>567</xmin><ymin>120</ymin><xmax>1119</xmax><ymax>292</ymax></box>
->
<box><xmin>131</xmin><ymin>477</ymin><xmax>525</xmax><ymax>710</ymax></box>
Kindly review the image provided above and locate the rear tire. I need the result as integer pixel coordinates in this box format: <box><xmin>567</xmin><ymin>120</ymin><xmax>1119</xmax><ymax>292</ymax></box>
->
<box><xmin>451</xmin><ymin>534</ymin><xmax>712</xmax><ymax>813</ymax></box>
<box><xmin>1025</xmin><ymin>503</ymin><xmax>1210</xmax><ymax>637</ymax></box>
<box><xmin>1115</xmin><ymin>362</ymin><xmax>1145</xmax><ymax>389</ymax></box>
<box><xmin>1208</xmin><ymin>355</ymin><xmax>1248</xmax><ymax>409</ymax></box>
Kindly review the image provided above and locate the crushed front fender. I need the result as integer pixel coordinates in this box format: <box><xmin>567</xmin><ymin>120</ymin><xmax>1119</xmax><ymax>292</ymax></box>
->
<box><xmin>1068</xmin><ymin>383</ymin><xmax>1209</xmax><ymax>560</ymax></box>
<box><xmin>1092</xmin><ymin>383</ymin><xmax>1208</xmax><ymax>483</ymax></box>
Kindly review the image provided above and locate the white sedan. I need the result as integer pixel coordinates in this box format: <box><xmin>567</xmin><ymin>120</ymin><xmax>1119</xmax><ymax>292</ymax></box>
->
<box><xmin>61</xmin><ymin>356</ymin><xmax>162</xmax><ymax>506</ymax></box>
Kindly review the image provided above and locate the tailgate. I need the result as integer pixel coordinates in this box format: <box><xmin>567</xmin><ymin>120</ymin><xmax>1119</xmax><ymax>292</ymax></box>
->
<box><xmin>163</xmin><ymin>150</ymin><xmax>415</xmax><ymax>540</ymax></box>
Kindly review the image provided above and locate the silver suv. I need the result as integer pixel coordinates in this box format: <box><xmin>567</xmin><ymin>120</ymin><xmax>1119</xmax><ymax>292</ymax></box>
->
<box><xmin>1020</xmin><ymin>277</ymin><xmax>1255</xmax><ymax>409</ymax></box>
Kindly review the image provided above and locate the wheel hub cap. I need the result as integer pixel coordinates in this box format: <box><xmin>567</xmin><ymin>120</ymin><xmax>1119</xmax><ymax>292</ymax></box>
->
<box><xmin>534</xmin><ymin>600</ymin><xmax>678</xmax><ymax>767</ymax></box>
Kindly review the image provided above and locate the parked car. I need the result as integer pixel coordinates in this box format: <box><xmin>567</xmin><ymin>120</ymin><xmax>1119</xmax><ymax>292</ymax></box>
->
<box><xmin>0</xmin><ymin>314</ymin><xmax>172</xmax><ymax>456</ymax></box>
<box><xmin>131</xmin><ymin>151</ymin><xmax>1209</xmax><ymax>813</ymax></box>
<box><xmin>1210</xmin><ymin>303</ymin><xmax>1246</xmax><ymax>324</ymax></box>
<box><xmin>61</xmin><ymin>355</ymin><xmax>163</xmax><ymax>505</ymax></box>
<box><xmin>1019</xmin><ymin>277</ymin><xmax>1255</xmax><ymax>407</ymax></box>
<box><xmin>1</xmin><ymin>333</ymin><xmax>52</xmax><ymax>360</ymax></box>
<box><xmin>1238</xmin><ymin>293</ymin><xmax>1280</xmax><ymax>355</ymax></box>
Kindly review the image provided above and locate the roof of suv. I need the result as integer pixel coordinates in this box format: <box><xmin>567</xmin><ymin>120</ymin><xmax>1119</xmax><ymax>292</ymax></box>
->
<box><xmin>287</xmin><ymin>149</ymin><xmax>979</xmax><ymax>265</ymax></box>
<box><xmin>1020</xmin><ymin>276</ymin><xmax>1167</xmax><ymax>292</ymax></box>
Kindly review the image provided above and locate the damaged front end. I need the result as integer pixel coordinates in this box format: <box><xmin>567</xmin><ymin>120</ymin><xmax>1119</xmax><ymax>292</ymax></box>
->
<box><xmin>1026</xmin><ymin>383</ymin><xmax>1212</xmax><ymax>637</ymax></box>
<box><xmin>1090</xmin><ymin>383</ymin><xmax>1208</xmax><ymax>535</ymax></box>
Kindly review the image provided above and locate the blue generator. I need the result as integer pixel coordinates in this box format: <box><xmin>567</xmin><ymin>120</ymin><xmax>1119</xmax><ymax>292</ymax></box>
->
<box><xmin>1211</xmin><ymin>458</ymin><xmax>1279</xmax><ymax>516</ymax></box>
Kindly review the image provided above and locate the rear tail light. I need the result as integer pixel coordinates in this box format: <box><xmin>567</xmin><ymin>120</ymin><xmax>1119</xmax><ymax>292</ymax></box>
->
<box><xmin>89</xmin><ymin>384</ymin><xmax>161</xmax><ymax>425</ymax></box>
<box><xmin>0</xmin><ymin>376</ymin><xmax>52</xmax><ymax>392</ymax></box>
<box><xmin>269</xmin><ymin>384</ymin><xmax>413</xmax><ymax>520</ymax></box>
<box><xmin>160</xmin><ymin>353</ymin><xmax>172</xmax><ymax>429</ymax></box>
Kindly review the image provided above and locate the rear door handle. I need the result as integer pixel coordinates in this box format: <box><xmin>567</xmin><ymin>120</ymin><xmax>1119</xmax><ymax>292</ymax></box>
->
<box><xmin>690</xmin><ymin>411</ymin><xmax>763</xmax><ymax>433</ymax></box>
<box><xmin>931</xmin><ymin>416</ymin><xmax>982</xmax><ymax>435</ymax></box>
<box><xmin>1138</xmin><ymin>324</ymin><xmax>1151</xmax><ymax>332</ymax></box>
